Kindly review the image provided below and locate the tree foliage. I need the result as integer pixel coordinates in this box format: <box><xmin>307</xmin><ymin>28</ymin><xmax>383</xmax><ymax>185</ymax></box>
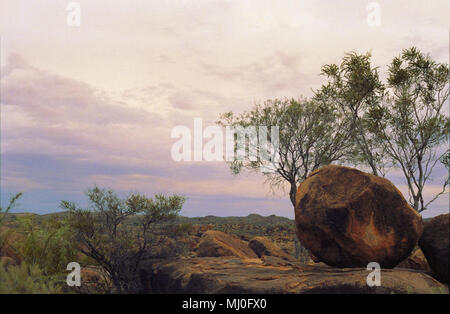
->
<box><xmin>218</xmin><ymin>98</ymin><xmax>351</xmax><ymax>207</ymax></box>
<box><xmin>219</xmin><ymin>47</ymin><xmax>449</xmax><ymax>213</ymax></box>
<box><xmin>314</xmin><ymin>51</ymin><xmax>387</xmax><ymax>176</ymax></box>
<box><xmin>366</xmin><ymin>47</ymin><xmax>449</xmax><ymax>212</ymax></box>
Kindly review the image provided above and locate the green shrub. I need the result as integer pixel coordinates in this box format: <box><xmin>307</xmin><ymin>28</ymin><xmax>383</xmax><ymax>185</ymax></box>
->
<box><xmin>0</xmin><ymin>193</ymin><xmax>22</xmax><ymax>256</ymax></box>
<box><xmin>0</xmin><ymin>261</ymin><xmax>62</xmax><ymax>294</ymax></box>
<box><xmin>62</xmin><ymin>186</ymin><xmax>186</xmax><ymax>293</ymax></box>
<box><xmin>15</xmin><ymin>214</ymin><xmax>78</xmax><ymax>276</ymax></box>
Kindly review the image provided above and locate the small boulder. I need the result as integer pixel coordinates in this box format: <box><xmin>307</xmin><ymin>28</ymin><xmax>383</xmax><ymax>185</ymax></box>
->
<box><xmin>295</xmin><ymin>165</ymin><xmax>423</xmax><ymax>268</ymax></box>
<box><xmin>81</xmin><ymin>267</ymin><xmax>104</xmax><ymax>284</ymax></box>
<box><xmin>195</xmin><ymin>230</ymin><xmax>257</xmax><ymax>259</ymax></box>
<box><xmin>248</xmin><ymin>236</ymin><xmax>296</xmax><ymax>262</ymax></box>
<box><xmin>396</xmin><ymin>248</ymin><xmax>431</xmax><ymax>273</ymax></box>
<box><xmin>419</xmin><ymin>214</ymin><xmax>449</xmax><ymax>283</ymax></box>
<box><xmin>78</xmin><ymin>266</ymin><xmax>111</xmax><ymax>293</ymax></box>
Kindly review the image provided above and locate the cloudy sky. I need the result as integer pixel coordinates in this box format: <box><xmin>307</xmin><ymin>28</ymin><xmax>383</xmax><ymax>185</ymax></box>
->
<box><xmin>0</xmin><ymin>0</ymin><xmax>448</xmax><ymax>218</ymax></box>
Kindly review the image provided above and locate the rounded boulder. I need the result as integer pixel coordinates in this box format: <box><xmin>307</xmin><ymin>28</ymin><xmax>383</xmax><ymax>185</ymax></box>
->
<box><xmin>419</xmin><ymin>214</ymin><xmax>449</xmax><ymax>283</ymax></box>
<box><xmin>295</xmin><ymin>165</ymin><xmax>423</xmax><ymax>268</ymax></box>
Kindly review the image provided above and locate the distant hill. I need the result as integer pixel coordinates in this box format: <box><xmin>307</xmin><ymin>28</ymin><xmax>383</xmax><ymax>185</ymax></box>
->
<box><xmin>3</xmin><ymin>211</ymin><xmax>432</xmax><ymax>226</ymax></box>
<box><xmin>174</xmin><ymin>213</ymin><xmax>294</xmax><ymax>226</ymax></box>
<box><xmin>1</xmin><ymin>211</ymin><xmax>294</xmax><ymax>228</ymax></box>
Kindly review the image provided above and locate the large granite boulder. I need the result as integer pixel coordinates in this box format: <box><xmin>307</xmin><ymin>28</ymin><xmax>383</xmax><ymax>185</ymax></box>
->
<box><xmin>295</xmin><ymin>165</ymin><xmax>423</xmax><ymax>268</ymax></box>
<box><xmin>195</xmin><ymin>230</ymin><xmax>257</xmax><ymax>259</ymax></box>
<box><xmin>140</xmin><ymin>257</ymin><xmax>447</xmax><ymax>294</ymax></box>
<box><xmin>248</xmin><ymin>236</ymin><xmax>296</xmax><ymax>262</ymax></box>
<box><xmin>419</xmin><ymin>214</ymin><xmax>449</xmax><ymax>283</ymax></box>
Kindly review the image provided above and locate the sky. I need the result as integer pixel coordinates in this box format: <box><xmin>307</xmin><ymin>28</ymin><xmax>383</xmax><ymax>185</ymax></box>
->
<box><xmin>0</xmin><ymin>0</ymin><xmax>448</xmax><ymax>218</ymax></box>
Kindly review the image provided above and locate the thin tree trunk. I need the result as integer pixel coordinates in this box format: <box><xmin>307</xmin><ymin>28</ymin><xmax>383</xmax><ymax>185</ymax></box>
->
<box><xmin>289</xmin><ymin>182</ymin><xmax>297</xmax><ymax>208</ymax></box>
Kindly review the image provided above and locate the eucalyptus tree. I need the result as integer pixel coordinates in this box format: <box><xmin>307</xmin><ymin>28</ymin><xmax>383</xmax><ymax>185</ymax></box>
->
<box><xmin>218</xmin><ymin>97</ymin><xmax>352</xmax><ymax>208</ymax></box>
<box><xmin>366</xmin><ymin>48</ymin><xmax>449</xmax><ymax>212</ymax></box>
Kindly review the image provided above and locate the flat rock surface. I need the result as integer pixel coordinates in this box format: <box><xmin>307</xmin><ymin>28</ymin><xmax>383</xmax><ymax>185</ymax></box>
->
<box><xmin>140</xmin><ymin>257</ymin><xmax>448</xmax><ymax>294</ymax></box>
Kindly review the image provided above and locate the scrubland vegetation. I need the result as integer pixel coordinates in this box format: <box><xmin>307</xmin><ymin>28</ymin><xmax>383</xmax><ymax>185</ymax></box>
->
<box><xmin>0</xmin><ymin>47</ymin><xmax>448</xmax><ymax>293</ymax></box>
